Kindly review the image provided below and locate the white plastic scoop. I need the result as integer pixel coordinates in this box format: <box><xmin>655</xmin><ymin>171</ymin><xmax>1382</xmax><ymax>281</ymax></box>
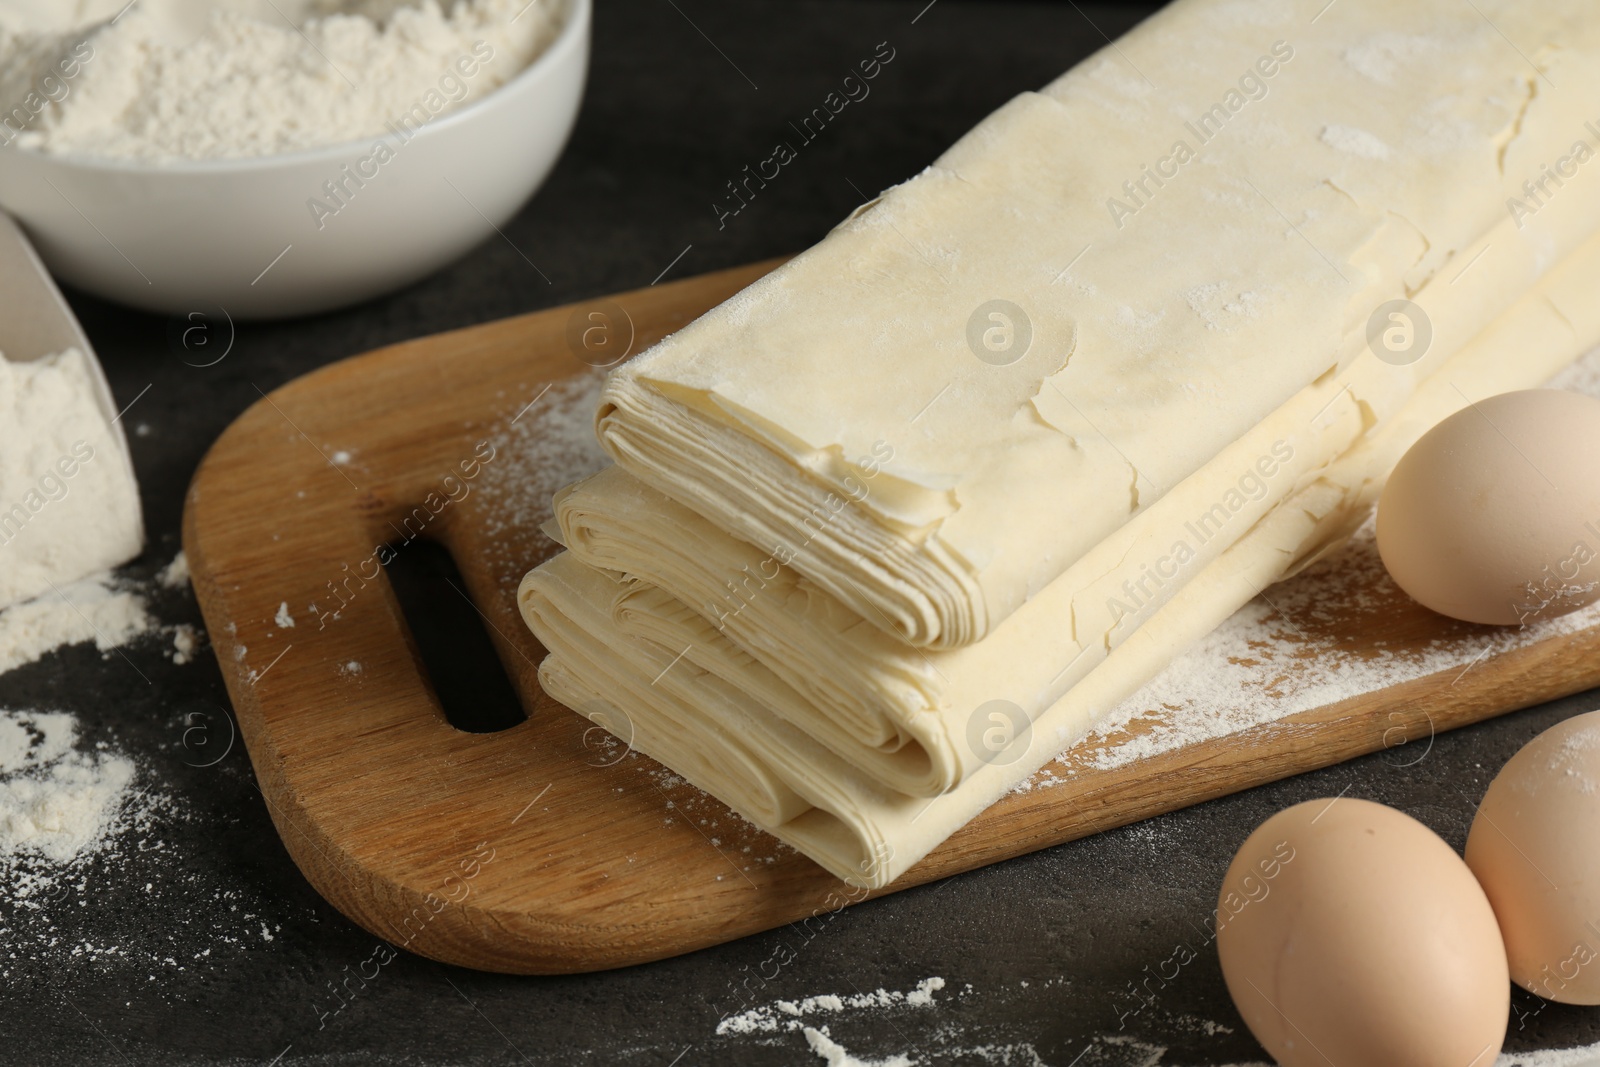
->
<box><xmin>0</xmin><ymin>210</ymin><xmax>144</xmax><ymax>609</ymax></box>
<box><xmin>0</xmin><ymin>211</ymin><xmax>131</xmax><ymax>446</ymax></box>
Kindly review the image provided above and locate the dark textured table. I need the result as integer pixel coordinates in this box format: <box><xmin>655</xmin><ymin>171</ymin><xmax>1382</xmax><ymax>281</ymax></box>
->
<box><xmin>9</xmin><ymin>1</ymin><xmax>1600</xmax><ymax>1063</ymax></box>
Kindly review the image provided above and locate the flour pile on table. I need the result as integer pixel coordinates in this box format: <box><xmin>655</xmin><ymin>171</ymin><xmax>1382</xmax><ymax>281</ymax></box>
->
<box><xmin>0</xmin><ymin>701</ymin><xmax>293</xmax><ymax>982</ymax></box>
<box><xmin>157</xmin><ymin>550</ymin><xmax>190</xmax><ymax>589</ymax></box>
<box><xmin>0</xmin><ymin>572</ymin><xmax>152</xmax><ymax>676</ymax></box>
<box><xmin>0</xmin><ymin>551</ymin><xmax>201</xmax><ymax>677</ymax></box>
<box><xmin>0</xmin><ymin>0</ymin><xmax>566</xmax><ymax>161</ymax></box>
<box><xmin>717</xmin><ymin>977</ymin><xmax>954</xmax><ymax>1067</ymax></box>
<box><xmin>803</xmin><ymin>1028</ymin><xmax>915</xmax><ymax>1067</ymax></box>
<box><xmin>0</xmin><ymin>709</ymin><xmax>133</xmax><ymax>877</ymax></box>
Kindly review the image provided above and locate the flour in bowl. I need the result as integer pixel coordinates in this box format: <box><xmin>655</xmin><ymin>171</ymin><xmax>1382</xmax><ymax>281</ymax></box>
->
<box><xmin>0</xmin><ymin>0</ymin><xmax>565</xmax><ymax>161</ymax></box>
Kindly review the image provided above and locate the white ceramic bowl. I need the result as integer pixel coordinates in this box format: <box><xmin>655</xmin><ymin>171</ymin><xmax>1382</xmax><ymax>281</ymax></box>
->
<box><xmin>0</xmin><ymin>0</ymin><xmax>589</xmax><ymax>319</ymax></box>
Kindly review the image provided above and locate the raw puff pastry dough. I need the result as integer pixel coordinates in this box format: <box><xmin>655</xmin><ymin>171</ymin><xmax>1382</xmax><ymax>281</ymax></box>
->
<box><xmin>598</xmin><ymin>0</ymin><xmax>1600</xmax><ymax>648</ymax></box>
<box><xmin>523</xmin><ymin>224</ymin><xmax>1600</xmax><ymax>886</ymax></box>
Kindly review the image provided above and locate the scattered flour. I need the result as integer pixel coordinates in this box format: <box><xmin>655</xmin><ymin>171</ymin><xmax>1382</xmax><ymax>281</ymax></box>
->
<box><xmin>157</xmin><ymin>550</ymin><xmax>190</xmax><ymax>590</ymax></box>
<box><xmin>1341</xmin><ymin>32</ymin><xmax>1443</xmax><ymax>86</ymax></box>
<box><xmin>0</xmin><ymin>0</ymin><xmax>567</xmax><ymax>161</ymax></box>
<box><xmin>1181</xmin><ymin>283</ymin><xmax>1274</xmax><ymax>332</ymax></box>
<box><xmin>943</xmin><ymin>1043</ymin><xmax>1049</xmax><ymax>1066</ymax></box>
<box><xmin>719</xmin><ymin>978</ymin><xmax>946</xmax><ymax>1035</ymax></box>
<box><xmin>0</xmin><ymin>709</ymin><xmax>133</xmax><ymax>870</ymax></box>
<box><xmin>1047</xmin><ymin>518</ymin><xmax>1600</xmax><ymax>777</ymax></box>
<box><xmin>643</xmin><ymin>758</ymin><xmax>796</xmax><ymax>866</ymax></box>
<box><xmin>170</xmin><ymin>622</ymin><xmax>199</xmax><ymax>665</ymax></box>
<box><xmin>716</xmin><ymin>982</ymin><xmax>1060</xmax><ymax>1067</ymax></box>
<box><xmin>1098</xmin><ymin>1038</ymin><xmax>1600</xmax><ymax>1066</ymax></box>
<box><xmin>274</xmin><ymin>601</ymin><xmax>296</xmax><ymax>629</ymax></box>
<box><xmin>715</xmin><ymin>976</ymin><xmax>1600</xmax><ymax>1067</ymax></box>
<box><xmin>0</xmin><ymin>572</ymin><xmax>152</xmax><ymax>675</ymax></box>
<box><xmin>0</xmin><ymin>702</ymin><xmax>286</xmax><ymax>983</ymax></box>
<box><xmin>1079</xmin><ymin>1035</ymin><xmax>1169</xmax><ymax>1067</ymax></box>
<box><xmin>476</xmin><ymin>371</ymin><xmax>611</xmax><ymax>589</ymax></box>
<box><xmin>0</xmin><ymin>571</ymin><xmax>285</xmax><ymax>983</ymax></box>
<box><xmin>804</xmin><ymin>1027</ymin><xmax>916</xmax><ymax>1067</ymax></box>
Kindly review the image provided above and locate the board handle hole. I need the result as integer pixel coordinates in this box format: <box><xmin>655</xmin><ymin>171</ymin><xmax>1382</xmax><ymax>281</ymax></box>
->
<box><xmin>383</xmin><ymin>538</ymin><xmax>527</xmax><ymax>734</ymax></box>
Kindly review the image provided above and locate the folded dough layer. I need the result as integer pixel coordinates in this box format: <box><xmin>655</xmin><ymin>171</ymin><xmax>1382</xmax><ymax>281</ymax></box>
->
<box><xmin>598</xmin><ymin>0</ymin><xmax>1600</xmax><ymax>648</ymax></box>
<box><xmin>556</xmin><ymin>468</ymin><xmax>961</xmax><ymax>796</ymax></box>
<box><xmin>524</xmin><ymin>554</ymin><xmax>902</xmax><ymax>882</ymax></box>
<box><xmin>560</xmin><ymin>223</ymin><xmax>1600</xmax><ymax>796</ymax></box>
<box><xmin>528</xmin><ymin>228</ymin><xmax>1600</xmax><ymax>887</ymax></box>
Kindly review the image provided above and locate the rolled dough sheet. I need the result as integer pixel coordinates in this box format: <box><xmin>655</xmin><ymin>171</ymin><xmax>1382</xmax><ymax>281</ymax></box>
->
<box><xmin>599</xmin><ymin>0</ymin><xmax>1600</xmax><ymax>649</ymax></box>
<box><xmin>524</xmin><ymin>230</ymin><xmax>1600</xmax><ymax>886</ymax></box>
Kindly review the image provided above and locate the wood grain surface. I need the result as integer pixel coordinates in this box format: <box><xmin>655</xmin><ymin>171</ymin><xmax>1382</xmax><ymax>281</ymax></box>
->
<box><xmin>183</xmin><ymin>260</ymin><xmax>1600</xmax><ymax>975</ymax></box>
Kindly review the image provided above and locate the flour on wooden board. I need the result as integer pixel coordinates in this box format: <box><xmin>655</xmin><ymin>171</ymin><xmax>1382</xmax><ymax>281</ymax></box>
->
<box><xmin>479</xmin><ymin>371</ymin><xmax>610</xmax><ymax>537</ymax></box>
<box><xmin>642</xmin><ymin>757</ymin><xmax>798</xmax><ymax>871</ymax></box>
<box><xmin>476</xmin><ymin>371</ymin><xmax>610</xmax><ymax>587</ymax></box>
<box><xmin>1038</xmin><ymin>519</ymin><xmax>1600</xmax><ymax>781</ymax></box>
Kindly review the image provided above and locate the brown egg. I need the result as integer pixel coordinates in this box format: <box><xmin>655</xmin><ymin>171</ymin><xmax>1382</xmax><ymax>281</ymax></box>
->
<box><xmin>1376</xmin><ymin>389</ymin><xmax>1600</xmax><ymax>625</ymax></box>
<box><xmin>1217</xmin><ymin>798</ymin><xmax>1508</xmax><ymax>1066</ymax></box>
<box><xmin>1467</xmin><ymin>709</ymin><xmax>1600</xmax><ymax>1004</ymax></box>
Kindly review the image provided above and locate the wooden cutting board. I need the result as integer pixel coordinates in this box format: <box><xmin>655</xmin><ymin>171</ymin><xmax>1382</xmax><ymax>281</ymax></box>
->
<box><xmin>183</xmin><ymin>259</ymin><xmax>1600</xmax><ymax>975</ymax></box>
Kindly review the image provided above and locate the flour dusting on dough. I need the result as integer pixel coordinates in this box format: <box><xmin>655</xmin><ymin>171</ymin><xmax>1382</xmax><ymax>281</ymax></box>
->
<box><xmin>1321</xmin><ymin>123</ymin><xmax>1392</xmax><ymax>160</ymax></box>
